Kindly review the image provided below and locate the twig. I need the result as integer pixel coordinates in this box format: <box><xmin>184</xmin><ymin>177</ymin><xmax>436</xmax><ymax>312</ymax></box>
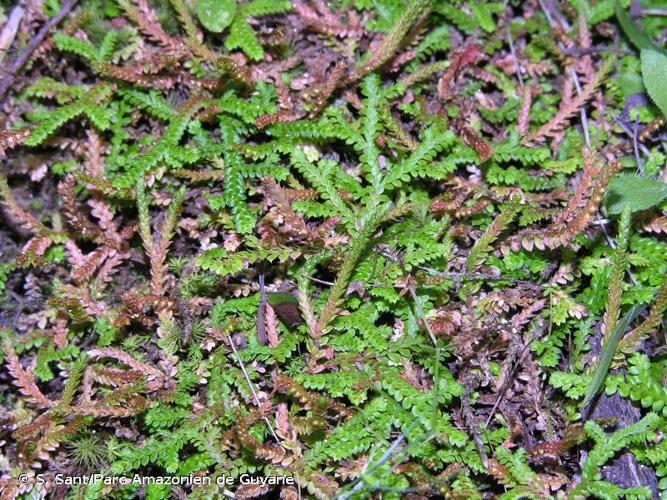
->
<box><xmin>641</xmin><ymin>8</ymin><xmax>667</xmax><ymax>16</ymax></box>
<box><xmin>610</xmin><ymin>114</ymin><xmax>652</xmax><ymax>158</ymax></box>
<box><xmin>226</xmin><ymin>334</ymin><xmax>281</xmax><ymax>443</ymax></box>
<box><xmin>338</xmin><ymin>434</ymin><xmax>406</xmax><ymax>500</ymax></box>
<box><xmin>377</xmin><ymin>248</ymin><xmax>535</xmax><ymax>285</ymax></box>
<box><xmin>562</xmin><ymin>46</ymin><xmax>633</xmax><ymax>57</ymax></box>
<box><xmin>418</xmin><ymin>265</ymin><xmax>531</xmax><ymax>284</ymax></box>
<box><xmin>336</xmin><ymin>438</ymin><xmax>402</xmax><ymax>499</ymax></box>
<box><xmin>257</xmin><ymin>273</ymin><xmax>268</xmax><ymax>345</ymax></box>
<box><xmin>0</xmin><ymin>6</ymin><xmax>24</xmax><ymax>64</ymax></box>
<box><xmin>503</xmin><ymin>0</ymin><xmax>524</xmax><ymax>88</ymax></box>
<box><xmin>538</xmin><ymin>0</ymin><xmax>565</xmax><ymax>29</ymax></box>
<box><xmin>633</xmin><ymin>116</ymin><xmax>645</xmax><ymax>174</ymax></box>
<box><xmin>0</xmin><ymin>0</ymin><xmax>77</xmax><ymax>102</ymax></box>
<box><xmin>337</xmin><ymin>431</ymin><xmax>436</xmax><ymax>499</ymax></box>
<box><xmin>506</xmin><ymin>27</ymin><xmax>523</xmax><ymax>87</ymax></box>
<box><xmin>306</xmin><ymin>275</ymin><xmax>335</xmax><ymax>286</ymax></box>
<box><xmin>406</xmin><ymin>274</ymin><xmax>443</xmax><ymax>437</ymax></box>
<box><xmin>571</xmin><ymin>68</ymin><xmax>591</xmax><ymax>149</ymax></box>
<box><xmin>381</xmin><ymin>245</ymin><xmax>444</xmax><ymax>444</ymax></box>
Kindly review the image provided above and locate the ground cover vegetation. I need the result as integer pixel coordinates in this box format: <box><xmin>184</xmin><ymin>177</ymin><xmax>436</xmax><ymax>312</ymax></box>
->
<box><xmin>0</xmin><ymin>0</ymin><xmax>666</xmax><ymax>497</ymax></box>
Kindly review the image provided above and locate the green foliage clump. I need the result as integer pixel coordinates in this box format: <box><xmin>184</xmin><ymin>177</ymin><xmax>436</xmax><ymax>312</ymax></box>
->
<box><xmin>0</xmin><ymin>0</ymin><xmax>666</xmax><ymax>499</ymax></box>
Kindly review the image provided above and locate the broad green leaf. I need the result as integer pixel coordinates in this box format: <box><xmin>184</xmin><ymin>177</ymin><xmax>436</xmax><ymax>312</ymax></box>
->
<box><xmin>606</xmin><ymin>173</ymin><xmax>667</xmax><ymax>214</ymax></box>
<box><xmin>641</xmin><ymin>49</ymin><xmax>667</xmax><ymax>118</ymax></box>
<box><xmin>197</xmin><ymin>0</ymin><xmax>236</xmax><ymax>33</ymax></box>
<box><xmin>582</xmin><ymin>304</ymin><xmax>644</xmax><ymax>411</ymax></box>
<box><xmin>615</xmin><ymin>0</ymin><xmax>663</xmax><ymax>53</ymax></box>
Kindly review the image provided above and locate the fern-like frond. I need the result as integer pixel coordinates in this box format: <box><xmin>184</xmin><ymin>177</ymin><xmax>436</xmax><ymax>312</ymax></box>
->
<box><xmin>25</xmin><ymin>84</ymin><xmax>114</xmax><ymax>146</ymax></box>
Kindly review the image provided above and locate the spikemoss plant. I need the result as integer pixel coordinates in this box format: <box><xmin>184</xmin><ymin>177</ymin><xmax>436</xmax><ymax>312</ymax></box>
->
<box><xmin>0</xmin><ymin>0</ymin><xmax>665</xmax><ymax>499</ymax></box>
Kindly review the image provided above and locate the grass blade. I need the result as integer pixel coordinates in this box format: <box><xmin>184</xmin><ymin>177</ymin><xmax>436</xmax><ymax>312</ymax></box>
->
<box><xmin>582</xmin><ymin>304</ymin><xmax>645</xmax><ymax>413</ymax></box>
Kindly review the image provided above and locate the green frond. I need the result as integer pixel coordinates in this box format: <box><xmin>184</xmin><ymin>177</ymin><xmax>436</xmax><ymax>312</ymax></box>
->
<box><xmin>494</xmin><ymin>447</ymin><xmax>544</xmax><ymax>494</ymax></box>
<box><xmin>606</xmin><ymin>354</ymin><xmax>667</xmax><ymax>415</ymax></box>
<box><xmin>24</xmin><ymin>78</ymin><xmax>86</xmax><ymax>104</ymax></box>
<box><xmin>306</xmin><ymin>396</ymin><xmax>392</xmax><ymax>465</ymax></box>
<box><xmin>242</xmin><ymin>0</ymin><xmax>292</xmax><ymax>17</ymax></box>
<box><xmin>467</xmin><ymin>198</ymin><xmax>520</xmax><ymax>271</ymax></box>
<box><xmin>386</xmin><ymin>126</ymin><xmax>457</xmax><ymax>189</ymax></box>
<box><xmin>224</xmin><ymin>0</ymin><xmax>291</xmax><ymax>62</ymax></box>
<box><xmin>197</xmin><ymin>245</ymin><xmax>295</xmax><ymax>277</ymax></box>
<box><xmin>222</xmin><ymin>153</ymin><xmax>255</xmax><ymax>234</ymax></box>
<box><xmin>120</xmin><ymin>88</ymin><xmax>176</xmax><ymax>121</ymax></box>
<box><xmin>34</xmin><ymin>342</ymin><xmax>80</xmax><ymax>382</ymax></box>
<box><xmin>114</xmin><ymin>101</ymin><xmax>203</xmax><ymax>188</ymax></box>
<box><xmin>25</xmin><ymin>84</ymin><xmax>114</xmax><ymax>146</ymax></box>
<box><xmin>434</xmin><ymin>2</ymin><xmax>477</xmax><ymax>33</ymax></box>
<box><xmin>358</xmin><ymin>74</ymin><xmax>385</xmax><ymax>198</ymax></box>
<box><xmin>53</xmin><ymin>33</ymin><xmax>100</xmax><ymax>64</ymax></box>
<box><xmin>54</xmin><ymin>30</ymin><xmax>119</xmax><ymax>66</ymax></box>
<box><xmin>289</xmin><ymin>147</ymin><xmax>355</xmax><ymax>225</ymax></box>
<box><xmin>574</xmin><ymin>413</ymin><xmax>660</xmax><ymax>498</ymax></box>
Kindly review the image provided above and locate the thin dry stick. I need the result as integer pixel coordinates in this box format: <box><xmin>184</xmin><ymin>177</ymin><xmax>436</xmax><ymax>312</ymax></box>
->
<box><xmin>338</xmin><ymin>434</ymin><xmax>407</xmax><ymax>500</ymax></box>
<box><xmin>538</xmin><ymin>0</ymin><xmax>592</xmax><ymax>149</ymax></box>
<box><xmin>503</xmin><ymin>0</ymin><xmax>524</xmax><ymax>88</ymax></box>
<box><xmin>611</xmin><ymin>114</ymin><xmax>652</xmax><ymax>158</ymax></box>
<box><xmin>632</xmin><ymin>117</ymin><xmax>645</xmax><ymax>174</ymax></box>
<box><xmin>257</xmin><ymin>273</ymin><xmax>268</xmax><ymax>345</ymax></box>
<box><xmin>506</xmin><ymin>26</ymin><xmax>524</xmax><ymax>87</ymax></box>
<box><xmin>641</xmin><ymin>8</ymin><xmax>667</xmax><ymax>16</ymax></box>
<box><xmin>0</xmin><ymin>6</ymin><xmax>24</xmax><ymax>64</ymax></box>
<box><xmin>306</xmin><ymin>275</ymin><xmax>335</xmax><ymax>287</ymax></box>
<box><xmin>377</xmin><ymin>248</ymin><xmax>535</xmax><ymax>285</ymax></box>
<box><xmin>226</xmin><ymin>334</ymin><xmax>281</xmax><ymax>444</ymax></box>
<box><xmin>408</xmin><ymin>284</ymin><xmax>437</xmax><ymax>347</ymax></box>
<box><xmin>0</xmin><ymin>0</ymin><xmax>77</xmax><ymax>101</ymax></box>
<box><xmin>563</xmin><ymin>46</ymin><xmax>633</xmax><ymax>56</ymax></box>
<box><xmin>571</xmin><ymin>68</ymin><xmax>591</xmax><ymax>149</ymax></box>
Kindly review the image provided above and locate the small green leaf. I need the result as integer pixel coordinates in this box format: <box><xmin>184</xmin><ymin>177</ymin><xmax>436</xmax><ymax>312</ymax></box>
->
<box><xmin>197</xmin><ymin>0</ymin><xmax>236</xmax><ymax>33</ymax></box>
<box><xmin>615</xmin><ymin>0</ymin><xmax>662</xmax><ymax>53</ymax></box>
<box><xmin>641</xmin><ymin>49</ymin><xmax>667</xmax><ymax>118</ymax></box>
<box><xmin>606</xmin><ymin>173</ymin><xmax>667</xmax><ymax>214</ymax></box>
